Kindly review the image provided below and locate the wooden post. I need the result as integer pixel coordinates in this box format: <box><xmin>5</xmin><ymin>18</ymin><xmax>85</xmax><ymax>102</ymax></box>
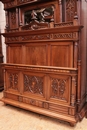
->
<box><xmin>71</xmin><ymin>76</ymin><xmax>77</xmax><ymax>106</ymax></box>
<box><xmin>19</xmin><ymin>8</ymin><xmax>23</xmax><ymax>29</ymax></box>
<box><xmin>77</xmin><ymin>60</ymin><xmax>81</xmax><ymax>106</ymax></box>
<box><xmin>74</xmin><ymin>41</ymin><xmax>78</xmax><ymax>68</ymax></box>
<box><xmin>16</xmin><ymin>8</ymin><xmax>19</xmax><ymax>28</ymax></box>
<box><xmin>59</xmin><ymin>0</ymin><xmax>62</xmax><ymax>22</ymax></box>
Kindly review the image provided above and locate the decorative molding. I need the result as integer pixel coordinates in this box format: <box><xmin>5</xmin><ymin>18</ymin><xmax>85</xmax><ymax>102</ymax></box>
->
<box><xmin>6</xmin><ymin>32</ymin><xmax>77</xmax><ymax>42</ymax></box>
<box><xmin>24</xmin><ymin>75</ymin><xmax>43</xmax><ymax>95</ymax></box>
<box><xmin>17</xmin><ymin>0</ymin><xmax>38</xmax><ymax>5</ymax></box>
<box><xmin>53</xmin><ymin>33</ymin><xmax>74</xmax><ymax>39</ymax></box>
<box><xmin>5</xmin><ymin>65</ymin><xmax>76</xmax><ymax>74</ymax></box>
<box><xmin>55</xmin><ymin>22</ymin><xmax>73</xmax><ymax>27</ymax></box>
<box><xmin>21</xmin><ymin>34</ymin><xmax>51</xmax><ymax>41</ymax></box>
<box><xmin>5</xmin><ymin>0</ymin><xmax>16</xmax><ymax>9</ymax></box>
<box><xmin>21</xmin><ymin>21</ymin><xmax>49</xmax><ymax>30</ymax></box>
<box><xmin>19</xmin><ymin>96</ymin><xmax>49</xmax><ymax>109</ymax></box>
<box><xmin>6</xmin><ymin>37</ymin><xmax>19</xmax><ymax>42</ymax></box>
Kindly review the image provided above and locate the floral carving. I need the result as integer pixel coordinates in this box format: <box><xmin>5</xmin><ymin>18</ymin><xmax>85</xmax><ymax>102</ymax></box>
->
<box><xmin>24</xmin><ymin>75</ymin><xmax>43</xmax><ymax>95</ymax></box>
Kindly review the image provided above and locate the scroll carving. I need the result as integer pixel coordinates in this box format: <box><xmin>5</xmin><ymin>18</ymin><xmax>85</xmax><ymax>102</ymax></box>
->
<box><xmin>8</xmin><ymin>73</ymin><xmax>18</xmax><ymax>90</ymax></box>
<box><xmin>51</xmin><ymin>78</ymin><xmax>66</xmax><ymax>100</ymax></box>
<box><xmin>24</xmin><ymin>75</ymin><xmax>43</xmax><ymax>95</ymax></box>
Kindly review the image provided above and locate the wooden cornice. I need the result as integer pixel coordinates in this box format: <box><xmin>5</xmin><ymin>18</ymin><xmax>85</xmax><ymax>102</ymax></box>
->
<box><xmin>1</xmin><ymin>25</ymin><xmax>83</xmax><ymax>37</ymax></box>
<box><xmin>0</xmin><ymin>0</ymin><xmax>14</xmax><ymax>3</ymax></box>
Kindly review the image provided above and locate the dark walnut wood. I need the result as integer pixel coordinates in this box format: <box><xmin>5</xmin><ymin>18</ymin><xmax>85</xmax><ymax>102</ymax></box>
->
<box><xmin>0</xmin><ymin>34</ymin><xmax>4</xmax><ymax>91</ymax></box>
<box><xmin>0</xmin><ymin>0</ymin><xmax>87</xmax><ymax>126</ymax></box>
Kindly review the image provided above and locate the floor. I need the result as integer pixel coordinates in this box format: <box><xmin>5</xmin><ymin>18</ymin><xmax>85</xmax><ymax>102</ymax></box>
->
<box><xmin>0</xmin><ymin>91</ymin><xmax>87</xmax><ymax>130</ymax></box>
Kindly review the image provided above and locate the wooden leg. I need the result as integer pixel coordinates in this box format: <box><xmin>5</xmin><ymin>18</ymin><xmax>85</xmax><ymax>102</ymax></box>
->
<box><xmin>69</xmin><ymin>122</ymin><xmax>76</xmax><ymax>127</ymax></box>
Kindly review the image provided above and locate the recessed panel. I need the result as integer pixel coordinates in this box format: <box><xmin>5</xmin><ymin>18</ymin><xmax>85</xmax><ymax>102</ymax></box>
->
<box><xmin>8</xmin><ymin>46</ymin><xmax>22</xmax><ymax>64</ymax></box>
<box><xmin>51</xmin><ymin>42</ymin><xmax>73</xmax><ymax>67</ymax></box>
<box><xmin>26</xmin><ymin>45</ymin><xmax>47</xmax><ymax>65</ymax></box>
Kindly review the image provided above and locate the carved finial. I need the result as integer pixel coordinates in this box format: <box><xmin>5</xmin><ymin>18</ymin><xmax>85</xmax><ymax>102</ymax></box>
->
<box><xmin>73</xmin><ymin>12</ymin><xmax>79</xmax><ymax>26</ymax></box>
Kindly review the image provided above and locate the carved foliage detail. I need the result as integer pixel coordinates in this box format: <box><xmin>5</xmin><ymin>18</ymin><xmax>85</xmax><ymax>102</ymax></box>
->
<box><xmin>51</xmin><ymin>78</ymin><xmax>66</xmax><ymax>100</ymax></box>
<box><xmin>24</xmin><ymin>75</ymin><xmax>43</xmax><ymax>95</ymax></box>
<box><xmin>8</xmin><ymin>73</ymin><xmax>18</xmax><ymax>90</ymax></box>
<box><xmin>66</xmin><ymin>0</ymin><xmax>76</xmax><ymax>21</ymax></box>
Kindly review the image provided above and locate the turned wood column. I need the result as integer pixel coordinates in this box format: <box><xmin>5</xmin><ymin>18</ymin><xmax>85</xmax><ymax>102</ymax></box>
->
<box><xmin>16</xmin><ymin>8</ymin><xmax>19</xmax><ymax>28</ymax></box>
<box><xmin>58</xmin><ymin>0</ymin><xmax>62</xmax><ymax>22</ymax></box>
<box><xmin>19</xmin><ymin>8</ymin><xmax>22</xmax><ymax>26</ymax></box>
<box><xmin>74</xmin><ymin>41</ymin><xmax>78</xmax><ymax>68</ymax></box>
<box><xmin>71</xmin><ymin>76</ymin><xmax>77</xmax><ymax>106</ymax></box>
<box><xmin>77</xmin><ymin>60</ymin><xmax>81</xmax><ymax>106</ymax></box>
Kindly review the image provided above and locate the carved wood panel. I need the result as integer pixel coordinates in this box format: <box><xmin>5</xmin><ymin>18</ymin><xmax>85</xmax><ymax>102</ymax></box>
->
<box><xmin>23</xmin><ymin>72</ymin><xmax>46</xmax><ymax>98</ymax></box>
<box><xmin>49</xmin><ymin>75</ymin><xmax>71</xmax><ymax>103</ymax></box>
<box><xmin>6</xmin><ymin>71</ymin><xmax>19</xmax><ymax>92</ymax></box>
<box><xmin>24</xmin><ymin>74</ymin><xmax>43</xmax><ymax>95</ymax></box>
<box><xmin>66</xmin><ymin>0</ymin><xmax>76</xmax><ymax>21</ymax></box>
